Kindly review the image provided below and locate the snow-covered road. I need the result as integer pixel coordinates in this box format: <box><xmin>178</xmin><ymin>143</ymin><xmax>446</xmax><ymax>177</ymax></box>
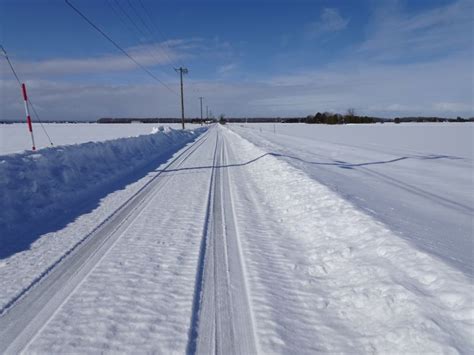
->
<box><xmin>0</xmin><ymin>125</ymin><xmax>472</xmax><ymax>353</ymax></box>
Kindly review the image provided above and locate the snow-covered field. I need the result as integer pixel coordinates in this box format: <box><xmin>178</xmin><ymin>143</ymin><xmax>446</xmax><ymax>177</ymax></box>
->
<box><xmin>0</xmin><ymin>122</ymin><xmax>472</xmax><ymax>353</ymax></box>
<box><xmin>230</xmin><ymin>122</ymin><xmax>473</xmax><ymax>275</ymax></box>
<box><xmin>0</xmin><ymin>123</ymin><xmax>185</xmax><ymax>154</ymax></box>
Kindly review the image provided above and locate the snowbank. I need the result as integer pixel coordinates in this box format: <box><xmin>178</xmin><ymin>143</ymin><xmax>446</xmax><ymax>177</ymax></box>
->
<box><xmin>0</xmin><ymin>127</ymin><xmax>206</xmax><ymax>236</ymax></box>
<box><xmin>0</xmin><ymin>123</ymin><xmax>184</xmax><ymax>155</ymax></box>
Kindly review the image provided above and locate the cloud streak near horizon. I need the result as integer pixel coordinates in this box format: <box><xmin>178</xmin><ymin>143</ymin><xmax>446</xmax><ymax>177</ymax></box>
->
<box><xmin>0</xmin><ymin>0</ymin><xmax>472</xmax><ymax>120</ymax></box>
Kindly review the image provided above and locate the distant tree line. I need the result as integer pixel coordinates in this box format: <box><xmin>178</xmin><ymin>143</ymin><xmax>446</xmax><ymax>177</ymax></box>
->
<box><xmin>305</xmin><ymin>111</ymin><xmax>381</xmax><ymax>124</ymax></box>
<box><xmin>98</xmin><ymin>117</ymin><xmax>195</xmax><ymax>124</ymax></box>
<box><xmin>393</xmin><ymin>116</ymin><xmax>472</xmax><ymax>123</ymax></box>
<box><xmin>304</xmin><ymin>112</ymin><xmax>474</xmax><ymax>125</ymax></box>
<box><xmin>2</xmin><ymin>114</ymin><xmax>472</xmax><ymax>125</ymax></box>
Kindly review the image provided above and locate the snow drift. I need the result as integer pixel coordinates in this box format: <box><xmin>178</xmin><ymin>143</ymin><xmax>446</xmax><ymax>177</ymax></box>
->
<box><xmin>0</xmin><ymin>127</ymin><xmax>206</xmax><ymax>238</ymax></box>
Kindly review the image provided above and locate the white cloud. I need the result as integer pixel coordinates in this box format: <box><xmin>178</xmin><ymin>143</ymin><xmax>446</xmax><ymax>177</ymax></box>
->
<box><xmin>433</xmin><ymin>102</ymin><xmax>473</xmax><ymax>113</ymax></box>
<box><xmin>306</xmin><ymin>8</ymin><xmax>349</xmax><ymax>38</ymax></box>
<box><xmin>1</xmin><ymin>1</ymin><xmax>472</xmax><ymax>121</ymax></box>
<box><xmin>217</xmin><ymin>63</ymin><xmax>238</xmax><ymax>76</ymax></box>
<box><xmin>2</xmin><ymin>51</ymin><xmax>472</xmax><ymax>121</ymax></box>
<box><xmin>237</xmin><ymin>52</ymin><xmax>473</xmax><ymax>118</ymax></box>
<box><xmin>2</xmin><ymin>44</ymin><xmax>175</xmax><ymax>78</ymax></box>
<box><xmin>0</xmin><ymin>79</ymin><xmax>179</xmax><ymax>121</ymax></box>
<box><xmin>358</xmin><ymin>0</ymin><xmax>473</xmax><ymax>61</ymax></box>
<box><xmin>1</xmin><ymin>38</ymin><xmax>212</xmax><ymax>77</ymax></box>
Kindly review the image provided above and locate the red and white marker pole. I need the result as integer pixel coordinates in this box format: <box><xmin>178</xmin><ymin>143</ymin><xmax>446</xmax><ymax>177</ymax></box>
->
<box><xmin>21</xmin><ymin>83</ymin><xmax>36</xmax><ymax>151</ymax></box>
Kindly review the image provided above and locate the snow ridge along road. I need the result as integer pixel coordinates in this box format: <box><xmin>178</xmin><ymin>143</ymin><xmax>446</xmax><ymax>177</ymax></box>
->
<box><xmin>0</xmin><ymin>130</ymin><xmax>211</xmax><ymax>354</ymax></box>
<box><xmin>191</xmin><ymin>131</ymin><xmax>258</xmax><ymax>354</ymax></box>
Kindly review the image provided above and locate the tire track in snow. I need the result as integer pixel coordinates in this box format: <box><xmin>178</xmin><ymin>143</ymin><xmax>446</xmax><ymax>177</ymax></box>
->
<box><xmin>0</xmin><ymin>130</ymin><xmax>211</xmax><ymax>354</ymax></box>
<box><xmin>188</xmin><ymin>127</ymin><xmax>258</xmax><ymax>354</ymax></box>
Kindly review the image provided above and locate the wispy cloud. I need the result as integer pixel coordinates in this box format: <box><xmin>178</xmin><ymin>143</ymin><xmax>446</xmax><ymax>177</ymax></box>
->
<box><xmin>0</xmin><ymin>79</ymin><xmax>180</xmax><ymax>121</ymax></box>
<box><xmin>306</xmin><ymin>8</ymin><xmax>349</xmax><ymax>38</ymax></box>
<box><xmin>2</xmin><ymin>50</ymin><xmax>471</xmax><ymax>121</ymax></box>
<box><xmin>359</xmin><ymin>0</ymin><xmax>473</xmax><ymax>62</ymax></box>
<box><xmin>433</xmin><ymin>102</ymin><xmax>472</xmax><ymax>113</ymax></box>
<box><xmin>1</xmin><ymin>38</ymin><xmax>219</xmax><ymax>77</ymax></box>
<box><xmin>244</xmin><ymin>51</ymin><xmax>473</xmax><ymax>118</ymax></box>
<box><xmin>2</xmin><ymin>42</ymin><xmax>180</xmax><ymax>77</ymax></box>
<box><xmin>0</xmin><ymin>36</ymin><xmax>240</xmax><ymax>82</ymax></box>
<box><xmin>217</xmin><ymin>63</ymin><xmax>238</xmax><ymax>76</ymax></box>
<box><xmin>1</xmin><ymin>2</ymin><xmax>472</xmax><ymax>121</ymax></box>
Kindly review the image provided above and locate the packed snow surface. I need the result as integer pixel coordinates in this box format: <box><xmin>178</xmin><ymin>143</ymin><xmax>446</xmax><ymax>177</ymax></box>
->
<box><xmin>0</xmin><ymin>124</ymin><xmax>472</xmax><ymax>353</ymax></box>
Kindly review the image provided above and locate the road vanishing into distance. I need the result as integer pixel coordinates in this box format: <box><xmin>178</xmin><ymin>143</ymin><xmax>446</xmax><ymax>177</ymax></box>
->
<box><xmin>0</xmin><ymin>125</ymin><xmax>472</xmax><ymax>353</ymax></box>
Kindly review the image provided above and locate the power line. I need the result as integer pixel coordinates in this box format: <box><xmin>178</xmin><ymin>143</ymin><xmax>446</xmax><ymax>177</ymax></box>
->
<box><xmin>132</xmin><ymin>0</ymin><xmax>204</xmax><ymax>103</ymax></box>
<box><xmin>27</xmin><ymin>101</ymin><xmax>53</xmax><ymax>145</ymax></box>
<box><xmin>122</xmin><ymin>0</ymin><xmax>180</xmax><ymax>71</ymax></box>
<box><xmin>108</xmin><ymin>0</ymin><xmax>146</xmax><ymax>43</ymax></box>
<box><xmin>113</xmin><ymin>0</ymin><xmax>148</xmax><ymax>39</ymax></box>
<box><xmin>126</xmin><ymin>0</ymin><xmax>150</xmax><ymax>34</ymax></box>
<box><xmin>108</xmin><ymin>0</ymin><xmax>178</xmax><ymax>74</ymax></box>
<box><xmin>0</xmin><ymin>45</ymin><xmax>54</xmax><ymax>146</ymax></box>
<box><xmin>136</xmin><ymin>0</ymin><xmax>185</xmax><ymax>69</ymax></box>
<box><xmin>107</xmin><ymin>0</ymin><xmax>133</xmax><ymax>33</ymax></box>
<box><xmin>105</xmin><ymin>0</ymin><xmax>176</xmax><ymax>81</ymax></box>
<box><xmin>64</xmin><ymin>0</ymin><xmax>178</xmax><ymax>96</ymax></box>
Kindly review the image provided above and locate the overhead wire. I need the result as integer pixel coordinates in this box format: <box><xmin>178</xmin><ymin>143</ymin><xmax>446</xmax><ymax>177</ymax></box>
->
<box><xmin>0</xmin><ymin>45</ymin><xmax>54</xmax><ymax>146</ymax></box>
<box><xmin>110</xmin><ymin>0</ymin><xmax>179</xmax><ymax>75</ymax></box>
<box><xmin>136</xmin><ymin>0</ymin><xmax>186</xmax><ymax>69</ymax></box>
<box><xmin>125</xmin><ymin>0</ymin><xmax>205</xmax><ymax>109</ymax></box>
<box><xmin>64</xmin><ymin>0</ymin><xmax>178</xmax><ymax>96</ymax></box>
<box><xmin>127</xmin><ymin>0</ymin><xmax>182</xmax><ymax>71</ymax></box>
<box><xmin>106</xmin><ymin>0</ymin><xmax>176</xmax><ymax>81</ymax></box>
<box><xmin>112</xmin><ymin>0</ymin><xmax>148</xmax><ymax>39</ymax></box>
<box><xmin>107</xmin><ymin>0</ymin><xmax>142</xmax><ymax>41</ymax></box>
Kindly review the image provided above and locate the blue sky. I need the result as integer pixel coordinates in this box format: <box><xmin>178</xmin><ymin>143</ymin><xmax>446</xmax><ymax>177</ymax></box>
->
<box><xmin>0</xmin><ymin>0</ymin><xmax>472</xmax><ymax>120</ymax></box>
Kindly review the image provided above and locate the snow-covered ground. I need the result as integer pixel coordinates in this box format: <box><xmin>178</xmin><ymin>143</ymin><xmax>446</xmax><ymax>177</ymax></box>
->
<box><xmin>0</xmin><ymin>126</ymin><xmax>204</xmax><ymax>239</ymax></box>
<box><xmin>229</xmin><ymin>122</ymin><xmax>473</xmax><ymax>276</ymax></box>
<box><xmin>0</xmin><ymin>123</ymin><xmax>472</xmax><ymax>353</ymax></box>
<box><xmin>0</xmin><ymin>127</ymin><xmax>205</xmax><ymax>309</ymax></box>
<box><xmin>0</xmin><ymin>123</ymin><xmax>186</xmax><ymax>154</ymax></box>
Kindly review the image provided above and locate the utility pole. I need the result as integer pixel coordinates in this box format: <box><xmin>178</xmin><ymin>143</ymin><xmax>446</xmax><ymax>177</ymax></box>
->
<box><xmin>175</xmin><ymin>67</ymin><xmax>188</xmax><ymax>129</ymax></box>
<box><xmin>206</xmin><ymin>105</ymin><xmax>209</xmax><ymax>120</ymax></box>
<box><xmin>199</xmin><ymin>97</ymin><xmax>203</xmax><ymax>125</ymax></box>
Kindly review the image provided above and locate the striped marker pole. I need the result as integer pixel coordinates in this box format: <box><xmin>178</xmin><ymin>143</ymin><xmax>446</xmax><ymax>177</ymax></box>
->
<box><xmin>21</xmin><ymin>83</ymin><xmax>36</xmax><ymax>151</ymax></box>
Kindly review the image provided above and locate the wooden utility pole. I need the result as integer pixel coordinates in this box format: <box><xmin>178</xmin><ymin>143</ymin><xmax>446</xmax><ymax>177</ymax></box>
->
<box><xmin>199</xmin><ymin>97</ymin><xmax>203</xmax><ymax>125</ymax></box>
<box><xmin>175</xmin><ymin>67</ymin><xmax>188</xmax><ymax>129</ymax></box>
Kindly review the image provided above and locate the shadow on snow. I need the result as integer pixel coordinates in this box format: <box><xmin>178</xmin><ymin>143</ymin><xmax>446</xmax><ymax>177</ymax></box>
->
<box><xmin>0</xmin><ymin>142</ymin><xmax>197</xmax><ymax>260</ymax></box>
<box><xmin>0</xmin><ymin>149</ymin><xmax>466</xmax><ymax>261</ymax></box>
